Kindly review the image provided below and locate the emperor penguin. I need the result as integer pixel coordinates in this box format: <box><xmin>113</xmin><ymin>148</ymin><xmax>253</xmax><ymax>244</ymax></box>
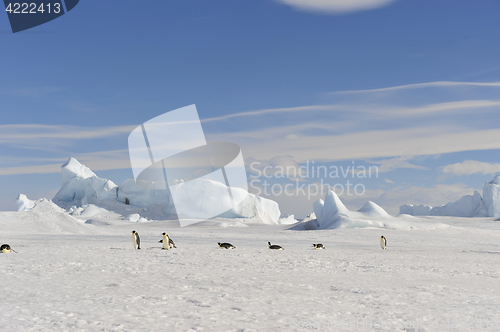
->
<box><xmin>161</xmin><ymin>233</ymin><xmax>176</xmax><ymax>250</ymax></box>
<box><xmin>313</xmin><ymin>243</ymin><xmax>325</xmax><ymax>250</ymax></box>
<box><xmin>1</xmin><ymin>244</ymin><xmax>16</xmax><ymax>253</ymax></box>
<box><xmin>380</xmin><ymin>236</ymin><xmax>387</xmax><ymax>250</ymax></box>
<box><xmin>218</xmin><ymin>242</ymin><xmax>235</xmax><ymax>249</ymax></box>
<box><xmin>268</xmin><ymin>242</ymin><xmax>284</xmax><ymax>250</ymax></box>
<box><xmin>132</xmin><ymin>230</ymin><xmax>141</xmax><ymax>250</ymax></box>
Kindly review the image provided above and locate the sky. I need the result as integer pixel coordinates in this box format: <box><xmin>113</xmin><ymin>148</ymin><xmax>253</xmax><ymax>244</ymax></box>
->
<box><xmin>1</xmin><ymin>0</ymin><xmax>500</xmax><ymax>217</ymax></box>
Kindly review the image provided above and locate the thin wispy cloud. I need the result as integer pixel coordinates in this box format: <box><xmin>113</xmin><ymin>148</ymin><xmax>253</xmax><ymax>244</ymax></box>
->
<box><xmin>0</xmin><ymin>149</ymin><xmax>131</xmax><ymax>176</ymax></box>
<box><xmin>214</xmin><ymin>126</ymin><xmax>500</xmax><ymax>163</ymax></box>
<box><xmin>3</xmin><ymin>81</ymin><xmax>500</xmax><ymax>176</ymax></box>
<box><xmin>205</xmin><ymin>80</ymin><xmax>500</xmax><ymax>165</ymax></box>
<box><xmin>201</xmin><ymin>104</ymin><xmax>339</xmax><ymax>123</ymax></box>
<box><xmin>332</xmin><ymin>81</ymin><xmax>500</xmax><ymax>94</ymax></box>
<box><xmin>0</xmin><ymin>124</ymin><xmax>135</xmax><ymax>141</ymax></box>
<box><xmin>274</xmin><ymin>0</ymin><xmax>397</xmax><ymax>14</ymax></box>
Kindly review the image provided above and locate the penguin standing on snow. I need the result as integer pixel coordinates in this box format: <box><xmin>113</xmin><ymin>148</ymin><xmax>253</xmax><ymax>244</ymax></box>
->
<box><xmin>313</xmin><ymin>243</ymin><xmax>325</xmax><ymax>250</ymax></box>
<box><xmin>268</xmin><ymin>242</ymin><xmax>284</xmax><ymax>250</ymax></box>
<box><xmin>380</xmin><ymin>236</ymin><xmax>387</xmax><ymax>250</ymax></box>
<box><xmin>218</xmin><ymin>242</ymin><xmax>235</xmax><ymax>249</ymax></box>
<box><xmin>160</xmin><ymin>233</ymin><xmax>176</xmax><ymax>250</ymax></box>
<box><xmin>1</xmin><ymin>244</ymin><xmax>17</xmax><ymax>253</ymax></box>
<box><xmin>132</xmin><ymin>230</ymin><xmax>141</xmax><ymax>250</ymax></box>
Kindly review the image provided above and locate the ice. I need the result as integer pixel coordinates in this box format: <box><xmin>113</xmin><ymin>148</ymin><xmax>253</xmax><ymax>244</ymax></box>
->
<box><xmin>400</xmin><ymin>175</ymin><xmax>500</xmax><ymax>217</ymax></box>
<box><xmin>54</xmin><ymin>157</ymin><xmax>118</xmax><ymax>204</ymax></box>
<box><xmin>21</xmin><ymin>158</ymin><xmax>281</xmax><ymax>224</ymax></box>
<box><xmin>358</xmin><ymin>201</ymin><xmax>391</xmax><ymax>217</ymax></box>
<box><xmin>277</xmin><ymin>214</ymin><xmax>298</xmax><ymax>225</ymax></box>
<box><xmin>291</xmin><ymin>190</ymin><xmax>449</xmax><ymax>230</ymax></box>
<box><xmin>15</xmin><ymin>193</ymin><xmax>35</xmax><ymax>211</ymax></box>
<box><xmin>483</xmin><ymin>175</ymin><xmax>500</xmax><ymax>217</ymax></box>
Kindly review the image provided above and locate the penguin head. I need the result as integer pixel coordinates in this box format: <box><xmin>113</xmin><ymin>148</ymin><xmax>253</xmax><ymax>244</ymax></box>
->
<box><xmin>132</xmin><ymin>230</ymin><xmax>136</xmax><ymax>234</ymax></box>
<box><xmin>162</xmin><ymin>232</ymin><xmax>166</xmax><ymax>236</ymax></box>
<box><xmin>268</xmin><ymin>242</ymin><xmax>271</xmax><ymax>246</ymax></box>
<box><xmin>381</xmin><ymin>236</ymin><xmax>384</xmax><ymax>239</ymax></box>
<box><xmin>218</xmin><ymin>242</ymin><xmax>221</xmax><ymax>246</ymax></box>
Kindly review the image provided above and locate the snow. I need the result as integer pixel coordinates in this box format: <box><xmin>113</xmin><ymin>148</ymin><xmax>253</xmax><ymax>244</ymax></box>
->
<box><xmin>15</xmin><ymin>193</ymin><xmax>35</xmax><ymax>211</ymax></box>
<box><xmin>1</xmin><ymin>209</ymin><xmax>500</xmax><ymax>331</ymax></box>
<box><xmin>46</xmin><ymin>158</ymin><xmax>281</xmax><ymax>225</ymax></box>
<box><xmin>358</xmin><ymin>200</ymin><xmax>391</xmax><ymax>217</ymax></box>
<box><xmin>292</xmin><ymin>190</ymin><xmax>449</xmax><ymax>231</ymax></box>
<box><xmin>400</xmin><ymin>175</ymin><xmax>500</xmax><ymax>217</ymax></box>
<box><xmin>277</xmin><ymin>214</ymin><xmax>298</xmax><ymax>225</ymax></box>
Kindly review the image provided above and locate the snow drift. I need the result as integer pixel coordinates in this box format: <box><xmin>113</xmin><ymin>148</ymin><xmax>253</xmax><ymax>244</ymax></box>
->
<box><xmin>400</xmin><ymin>175</ymin><xmax>500</xmax><ymax>217</ymax></box>
<box><xmin>21</xmin><ymin>158</ymin><xmax>281</xmax><ymax>224</ymax></box>
<box><xmin>291</xmin><ymin>190</ymin><xmax>448</xmax><ymax>230</ymax></box>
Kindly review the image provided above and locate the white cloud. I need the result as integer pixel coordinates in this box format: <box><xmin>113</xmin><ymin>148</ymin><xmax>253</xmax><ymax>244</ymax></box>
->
<box><xmin>333</xmin><ymin>81</ymin><xmax>500</xmax><ymax>94</ymax></box>
<box><xmin>0</xmin><ymin>150</ymin><xmax>131</xmax><ymax>176</ymax></box>
<box><xmin>202</xmin><ymin>104</ymin><xmax>339</xmax><ymax>123</ymax></box>
<box><xmin>213</xmin><ymin>125</ymin><xmax>500</xmax><ymax>163</ymax></box>
<box><xmin>204</xmin><ymin>80</ymin><xmax>500</xmax><ymax>163</ymax></box>
<box><xmin>382</xmin><ymin>100</ymin><xmax>500</xmax><ymax>117</ymax></box>
<box><xmin>0</xmin><ymin>124</ymin><xmax>135</xmax><ymax>141</ymax></box>
<box><xmin>369</xmin><ymin>156</ymin><xmax>429</xmax><ymax>173</ymax></box>
<box><xmin>442</xmin><ymin>160</ymin><xmax>500</xmax><ymax>176</ymax></box>
<box><xmin>274</xmin><ymin>0</ymin><xmax>397</xmax><ymax>14</ymax></box>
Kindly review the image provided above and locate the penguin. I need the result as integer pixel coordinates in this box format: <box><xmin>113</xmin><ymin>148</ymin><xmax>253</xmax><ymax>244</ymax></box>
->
<box><xmin>380</xmin><ymin>236</ymin><xmax>387</xmax><ymax>250</ymax></box>
<box><xmin>218</xmin><ymin>242</ymin><xmax>235</xmax><ymax>249</ymax></box>
<box><xmin>313</xmin><ymin>243</ymin><xmax>325</xmax><ymax>250</ymax></box>
<box><xmin>132</xmin><ymin>230</ymin><xmax>141</xmax><ymax>250</ymax></box>
<box><xmin>268</xmin><ymin>242</ymin><xmax>284</xmax><ymax>250</ymax></box>
<box><xmin>160</xmin><ymin>233</ymin><xmax>176</xmax><ymax>250</ymax></box>
<box><xmin>0</xmin><ymin>244</ymin><xmax>16</xmax><ymax>253</ymax></box>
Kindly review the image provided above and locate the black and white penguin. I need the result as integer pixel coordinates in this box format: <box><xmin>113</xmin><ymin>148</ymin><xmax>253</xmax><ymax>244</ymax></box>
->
<box><xmin>218</xmin><ymin>242</ymin><xmax>235</xmax><ymax>249</ymax></box>
<box><xmin>160</xmin><ymin>233</ymin><xmax>176</xmax><ymax>250</ymax></box>
<box><xmin>268</xmin><ymin>242</ymin><xmax>284</xmax><ymax>250</ymax></box>
<box><xmin>313</xmin><ymin>243</ymin><xmax>325</xmax><ymax>250</ymax></box>
<box><xmin>132</xmin><ymin>230</ymin><xmax>141</xmax><ymax>250</ymax></box>
<box><xmin>380</xmin><ymin>236</ymin><xmax>387</xmax><ymax>250</ymax></box>
<box><xmin>0</xmin><ymin>244</ymin><xmax>16</xmax><ymax>253</ymax></box>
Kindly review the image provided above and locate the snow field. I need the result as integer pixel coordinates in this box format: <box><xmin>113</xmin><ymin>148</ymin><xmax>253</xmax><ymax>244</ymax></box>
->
<box><xmin>1</xmin><ymin>220</ymin><xmax>500</xmax><ymax>331</ymax></box>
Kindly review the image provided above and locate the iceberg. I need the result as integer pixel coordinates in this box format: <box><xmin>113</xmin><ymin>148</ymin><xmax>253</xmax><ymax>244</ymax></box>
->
<box><xmin>400</xmin><ymin>175</ymin><xmax>500</xmax><ymax>218</ymax></box>
<box><xmin>22</xmin><ymin>158</ymin><xmax>281</xmax><ymax>224</ymax></box>
<box><xmin>291</xmin><ymin>190</ymin><xmax>447</xmax><ymax>230</ymax></box>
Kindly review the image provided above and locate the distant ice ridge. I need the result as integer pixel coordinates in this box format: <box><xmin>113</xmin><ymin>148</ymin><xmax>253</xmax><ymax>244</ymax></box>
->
<box><xmin>399</xmin><ymin>175</ymin><xmax>500</xmax><ymax>217</ymax></box>
<box><xmin>21</xmin><ymin>157</ymin><xmax>281</xmax><ymax>224</ymax></box>
<box><xmin>291</xmin><ymin>190</ymin><xmax>448</xmax><ymax>230</ymax></box>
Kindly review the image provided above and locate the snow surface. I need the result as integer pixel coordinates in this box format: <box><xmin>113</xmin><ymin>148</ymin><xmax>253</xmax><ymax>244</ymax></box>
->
<box><xmin>1</xmin><ymin>208</ymin><xmax>500</xmax><ymax>331</ymax></box>
<box><xmin>400</xmin><ymin>175</ymin><xmax>500</xmax><ymax>218</ymax></box>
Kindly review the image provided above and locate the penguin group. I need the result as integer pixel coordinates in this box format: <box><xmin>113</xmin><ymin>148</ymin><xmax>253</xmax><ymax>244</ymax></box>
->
<box><xmin>129</xmin><ymin>230</ymin><xmax>388</xmax><ymax>251</ymax></box>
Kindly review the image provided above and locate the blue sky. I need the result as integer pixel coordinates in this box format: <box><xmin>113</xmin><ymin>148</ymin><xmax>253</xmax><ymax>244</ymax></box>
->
<box><xmin>1</xmin><ymin>0</ymin><xmax>500</xmax><ymax>217</ymax></box>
